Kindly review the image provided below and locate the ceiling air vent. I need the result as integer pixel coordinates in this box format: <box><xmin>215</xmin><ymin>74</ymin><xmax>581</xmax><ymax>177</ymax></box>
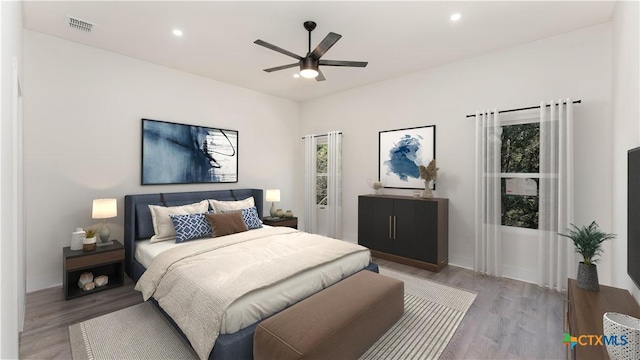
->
<box><xmin>66</xmin><ymin>16</ymin><xmax>94</xmax><ymax>33</ymax></box>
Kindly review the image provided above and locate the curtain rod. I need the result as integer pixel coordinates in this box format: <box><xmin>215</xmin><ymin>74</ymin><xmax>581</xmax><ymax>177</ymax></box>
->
<box><xmin>465</xmin><ymin>100</ymin><xmax>582</xmax><ymax>118</ymax></box>
<box><xmin>300</xmin><ymin>132</ymin><xmax>343</xmax><ymax>140</ymax></box>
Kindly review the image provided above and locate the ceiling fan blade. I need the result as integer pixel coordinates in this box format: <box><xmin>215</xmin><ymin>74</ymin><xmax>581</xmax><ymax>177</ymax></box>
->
<box><xmin>254</xmin><ymin>40</ymin><xmax>303</xmax><ymax>60</ymax></box>
<box><xmin>263</xmin><ymin>63</ymin><xmax>300</xmax><ymax>73</ymax></box>
<box><xmin>310</xmin><ymin>32</ymin><xmax>342</xmax><ymax>59</ymax></box>
<box><xmin>315</xmin><ymin>68</ymin><xmax>326</xmax><ymax>81</ymax></box>
<box><xmin>319</xmin><ymin>59</ymin><xmax>368</xmax><ymax>67</ymax></box>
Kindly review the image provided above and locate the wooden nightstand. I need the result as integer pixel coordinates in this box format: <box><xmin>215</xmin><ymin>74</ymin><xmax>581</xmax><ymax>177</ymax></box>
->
<box><xmin>63</xmin><ymin>240</ymin><xmax>125</xmax><ymax>300</ymax></box>
<box><xmin>263</xmin><ymin>217</ymin><xmax>298</xmax><ymax>229</ymax></box>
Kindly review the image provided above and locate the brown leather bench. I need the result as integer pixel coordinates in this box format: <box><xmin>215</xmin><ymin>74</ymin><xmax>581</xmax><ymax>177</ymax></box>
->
<box><xmin>254</xmin><ymin>270</ymin><xmax>404</xmax><ymax>360</ymax></box>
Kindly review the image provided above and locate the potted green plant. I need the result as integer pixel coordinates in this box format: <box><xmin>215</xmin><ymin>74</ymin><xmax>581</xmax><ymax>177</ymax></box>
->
<box><xmin>559</xmin><ymin>221</ymin><xmax>616</xmax><ymax>291</ymax></box>
<box><xmin>83</xmin><ymin>228</ymin><xmax>97</xmax><ymax>252</ymax></box>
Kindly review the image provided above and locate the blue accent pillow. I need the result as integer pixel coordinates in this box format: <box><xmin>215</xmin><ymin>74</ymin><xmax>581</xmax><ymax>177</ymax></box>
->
<box><xmin>169</xmin><ymin>213</ymin><xmax>212</xmax><ymax>243</ymax></box>
<box><xmin>222</xmin><ymin>207</ymin><xmax>263</xmax><ymax>230</ymax></box>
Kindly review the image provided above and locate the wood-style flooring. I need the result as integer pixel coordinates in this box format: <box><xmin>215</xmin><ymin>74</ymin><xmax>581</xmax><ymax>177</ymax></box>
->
<box><xmin>19</xmin><ymin>259</ymin><xmax>566</xmax><ymax>359</ymax></box>
<box><xmin>375</xmin><ymin>259</ymin><xmax>566</xmax><ymax>360</ymax></box>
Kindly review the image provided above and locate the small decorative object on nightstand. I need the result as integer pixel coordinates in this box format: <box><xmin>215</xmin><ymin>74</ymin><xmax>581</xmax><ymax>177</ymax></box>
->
<box><xmin>63</xmin><ymin>240</ymin><xmax>124</xmax><ymax>300</ymax></box>
<box><xmin>70</xmin><ymin>227</ymin><xmax>85</xmax><ymax>250</ymax></box>
<box><xmin>83</xmin><ymin>229</ymin><xmax>97</xmax><ymax>252</ymax></box>
<box><xmin>263</xmin><ymin>217</ymin><xmax>298</xmax><ymax>229</ymax></box>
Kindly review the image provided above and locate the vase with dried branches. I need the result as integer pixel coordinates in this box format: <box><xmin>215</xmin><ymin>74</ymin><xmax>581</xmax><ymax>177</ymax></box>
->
<box><xmin>418</xmin><ymin>159</ymin><xmax>439</xmax><ymax>198</ymax></box>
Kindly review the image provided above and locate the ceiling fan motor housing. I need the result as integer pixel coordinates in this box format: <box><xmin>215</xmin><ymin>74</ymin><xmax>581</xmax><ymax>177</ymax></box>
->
<box><xmin>301</xmin><ymin>57</ymin><xmax>319</xmax><ymax>71</ymax></box>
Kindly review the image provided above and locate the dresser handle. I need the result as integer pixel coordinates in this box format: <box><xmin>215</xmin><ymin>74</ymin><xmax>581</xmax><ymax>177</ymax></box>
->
<box><xmin>389</xmin><ymin>216</ymin><xmax>392</xmax><ymax>239</ymax></box>
<box><xmin>393</xmin><ymin>216</ymin><xmax>397</xmax><ymax>239</ymax></box>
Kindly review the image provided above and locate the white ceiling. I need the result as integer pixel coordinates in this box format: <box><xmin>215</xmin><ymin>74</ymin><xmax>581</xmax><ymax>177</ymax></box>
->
<box><xmin>23</xmin><ymin>1</ymin><xmax>616</xmax><ymax>103</ymax></box>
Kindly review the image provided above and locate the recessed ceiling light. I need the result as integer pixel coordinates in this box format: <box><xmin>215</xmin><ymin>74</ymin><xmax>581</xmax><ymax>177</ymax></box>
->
<box><xmin>293</xmin><ymin>74</ymin><xmax>300</xmax><ymax>78</ymax></box>
<box><xmin>450</xmin><ymin>13</ymin><xmax>461</xmax><ymax>22</ymax></box>
<box><xmin>173</xmin><ymin>29</ymin><xmax>183</xmax><ymax>37</ymax></box>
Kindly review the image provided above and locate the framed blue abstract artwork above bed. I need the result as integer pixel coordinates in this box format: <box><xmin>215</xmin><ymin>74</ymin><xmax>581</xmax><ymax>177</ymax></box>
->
<box><xmin>142</xmin><ymin>118</ymin><xmax>238</xmax><ymax>185</ymax></box>
<box><xmin>379</xmin><ymin>125</ymin><xmax>436</xmax><ymax>190</ymax></box>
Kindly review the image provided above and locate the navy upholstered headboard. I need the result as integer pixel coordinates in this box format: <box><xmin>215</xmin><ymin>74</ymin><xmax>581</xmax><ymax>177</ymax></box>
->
<box><xmin>124</xmin><ymin>189</ymin><xmax>264</xmax><ymax>280</ymax></box>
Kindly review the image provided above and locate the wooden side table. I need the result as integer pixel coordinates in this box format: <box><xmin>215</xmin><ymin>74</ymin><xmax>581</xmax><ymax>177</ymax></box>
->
<box><xmin>567</xmin><ymin>278</ymin><xmax>640</xmax><ymax>359</ymax></box>
<box><xmin>263</xmin><ymin>217</ymin><xmax>298</xmax><ymax>229</ymax></box>
<box><xmin>63</xmin><ymin>240</ymin><xmax>125</xmax><ymax>300</ymax></box>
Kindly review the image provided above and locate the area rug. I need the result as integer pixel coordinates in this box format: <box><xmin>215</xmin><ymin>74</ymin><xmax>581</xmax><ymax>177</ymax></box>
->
<box><xmin>69</xmin><ymin>302</ymin><xmax>197</xmax><ymax>360</ymax></box>
<box><xmin>361</xmin><ymin>268</ymin><xmax>477</xmax><ymax>359</ymax></box>
<box><xmin>69</xmin><ymin>267</ymin><xmax>476</xmax><ymax>360</ymax></box>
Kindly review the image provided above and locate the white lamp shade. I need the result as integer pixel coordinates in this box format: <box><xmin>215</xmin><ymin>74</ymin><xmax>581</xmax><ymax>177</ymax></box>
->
<box><xmin>92</xmin><ymin>198</ymin><xmax>117</xmax><ymax>219</ymax></box>
<box><xmin>265</xmin><ymin>189</ymin><xmax>281</xmax><ymax>202</ymax></box>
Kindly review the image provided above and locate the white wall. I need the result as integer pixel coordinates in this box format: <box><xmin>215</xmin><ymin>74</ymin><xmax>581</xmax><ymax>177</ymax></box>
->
<box><xmin>0</xmin><ymin>1</ymin><xmax>24</xmax><ymax>358</ymax></box>
<box><xmin>300</xmin><ymin>23</ymin><xmax>614</xmax><ymax>285</ymax></box>
<box><xmin>23</xmin><ymin>30</ymin><xmax>300</xmax><ymax>292</ymax></box>
<box><xmin>611</xmin><ymin>1</ymin><xmax>640</xmax><ymax>300</ymax></box>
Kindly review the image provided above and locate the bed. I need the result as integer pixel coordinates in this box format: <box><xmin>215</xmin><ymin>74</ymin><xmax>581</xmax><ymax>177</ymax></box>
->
<box><xmin>124</xmin><ymin>188</ymin><xmax>378</xmax><ymax>360</ymax></box>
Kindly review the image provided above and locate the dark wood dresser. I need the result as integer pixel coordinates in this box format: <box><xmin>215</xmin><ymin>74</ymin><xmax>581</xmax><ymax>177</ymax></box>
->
<box><xmin>357</xmin><ymin>194</ymin><xmax>448</xmax><ymax>272</ymax></box>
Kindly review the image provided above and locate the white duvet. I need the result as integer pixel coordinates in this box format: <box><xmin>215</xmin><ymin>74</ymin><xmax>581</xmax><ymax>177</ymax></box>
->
<box><xmin>135</xmin><ymin>226</ymin><xmax>370</xmax><ymax>360</ymax></box>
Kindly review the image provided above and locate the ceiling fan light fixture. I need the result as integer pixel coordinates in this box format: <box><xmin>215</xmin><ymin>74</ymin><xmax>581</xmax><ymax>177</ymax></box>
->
<box><xmin>300</xmin><ymin>68</ymin><xmax>319</xmax><ymax>78</ymax></box>
<box><xmin>300</xmin><ymin>57</ymin><xmax>319</xmax><ymax>78</ymax></box>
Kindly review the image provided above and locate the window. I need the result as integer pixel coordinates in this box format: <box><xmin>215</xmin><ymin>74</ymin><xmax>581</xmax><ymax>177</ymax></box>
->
<box><xmin>501</xmin><ymin>121</ymin><xmax>540</xmax><ymax>229</ymax></box>
<box><xmin>316</xmin><ymin>143</ymin><xmax>328</xmax><ymax>205</ymax></box>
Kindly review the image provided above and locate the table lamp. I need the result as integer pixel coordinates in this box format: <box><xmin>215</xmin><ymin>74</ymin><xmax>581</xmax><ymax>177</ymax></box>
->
<box><xmin>265</xmin><ymin>189</ymin><xmax>280</xmax><ymax>218</ymax></box>
<box><xmin>92</xmin><ymin>198</ymin><xmax>117</xmax><ymax>245</ymax></box>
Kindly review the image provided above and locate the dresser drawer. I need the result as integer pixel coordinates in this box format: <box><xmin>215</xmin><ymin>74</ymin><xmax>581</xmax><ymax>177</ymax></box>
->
<box><xmin>66</xmin><ymin>249</ymin><xmax>124</xmax><ymax>270</ymax></box>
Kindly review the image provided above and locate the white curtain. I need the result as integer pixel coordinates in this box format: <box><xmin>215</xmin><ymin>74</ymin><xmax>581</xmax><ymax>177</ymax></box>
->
<box><xmin>474</xmin><ymin>109</ymin><xmax>503</xmax><ymax>276</ymax></box>
<box><xmin>538</xmin><ymin>99</ymin><xmax>574</xmax><ymax>291</ymax></box>
<box><xmin>326</xmin><ymin>131</ymin><xmax>342</xmax><ymax>239</ymax></box>
<box><xmin>303</xmin><ymin>135</ymin><xmax>317</xmax><ymax>233</ymax></box>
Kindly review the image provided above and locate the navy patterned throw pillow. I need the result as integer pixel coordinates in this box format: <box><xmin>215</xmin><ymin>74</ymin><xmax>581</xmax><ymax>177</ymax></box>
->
<box><xmin>169</xmin><ymin>213</ymin><xmax>212</xmax><ymax>243</ymax></box>
<box><xmin>222</xmin><ymin>207</ymin><xmax>263</xmax><ymax>230</ymax></box>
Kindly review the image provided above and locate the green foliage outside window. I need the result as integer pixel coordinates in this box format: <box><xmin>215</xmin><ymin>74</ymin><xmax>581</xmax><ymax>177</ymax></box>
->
<box><xmin>316</xmin><ymin>144</ymin><xmax>327</xmax><ymax>173</ymax></box>
<box><xmin>501</xmin><ymin>123</ymin><xmax>540</xmax><ymax>173</ymax></box>
<box><xmin>501</xmin><ymin>123</ymin><xmax>540</xmax><ymax>229</ymax></box>
<box><xmin>316</xmin><ymin>144</ymin><xmax>328</xmax><ymax>205</ymax></box>
<box><xmin>501</xmin><ymin>179</ymin><xmax>539</xmax><ymax>229</ymax></box>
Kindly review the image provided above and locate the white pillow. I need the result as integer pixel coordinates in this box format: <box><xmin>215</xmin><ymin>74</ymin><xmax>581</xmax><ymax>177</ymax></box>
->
<box><xmin>208</xmin><ymin>197</ymin><xmax>255</xmax><ymax>213</ymax></box>
<box><xmin>148</xmin><ymin>200</ymin><xmax>209</xmax><ymax>243</ymax></box>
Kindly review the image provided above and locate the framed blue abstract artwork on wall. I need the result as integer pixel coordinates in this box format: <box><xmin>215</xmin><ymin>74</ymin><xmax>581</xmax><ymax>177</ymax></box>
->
<box><xmin>379</xmin><ymin>125</ymin><xmax>436</xmax><ymax>190</ymax></box>
<box><xmin>142</xmin><ymin>118</ymin><xmax>238</xmax><ymax>185</ymax></box>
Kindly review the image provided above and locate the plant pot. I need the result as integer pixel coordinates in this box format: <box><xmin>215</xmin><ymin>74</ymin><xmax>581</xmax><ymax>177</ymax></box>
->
<box><xmin>577</xmin><ymin>262</ymin><xmax>599</xmax><ymax>291</ymax></box>
<box><xmin>83</xmin><ymin>236</ymin><xmax>97</xmax><ymax>252</ymax></box>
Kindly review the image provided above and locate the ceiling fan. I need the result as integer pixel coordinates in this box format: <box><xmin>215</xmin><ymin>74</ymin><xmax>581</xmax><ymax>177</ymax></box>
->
<box><xmin>254</xmin><ymin>21</ymin><xmax>368</xmax><ymax>81</ymax></box>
